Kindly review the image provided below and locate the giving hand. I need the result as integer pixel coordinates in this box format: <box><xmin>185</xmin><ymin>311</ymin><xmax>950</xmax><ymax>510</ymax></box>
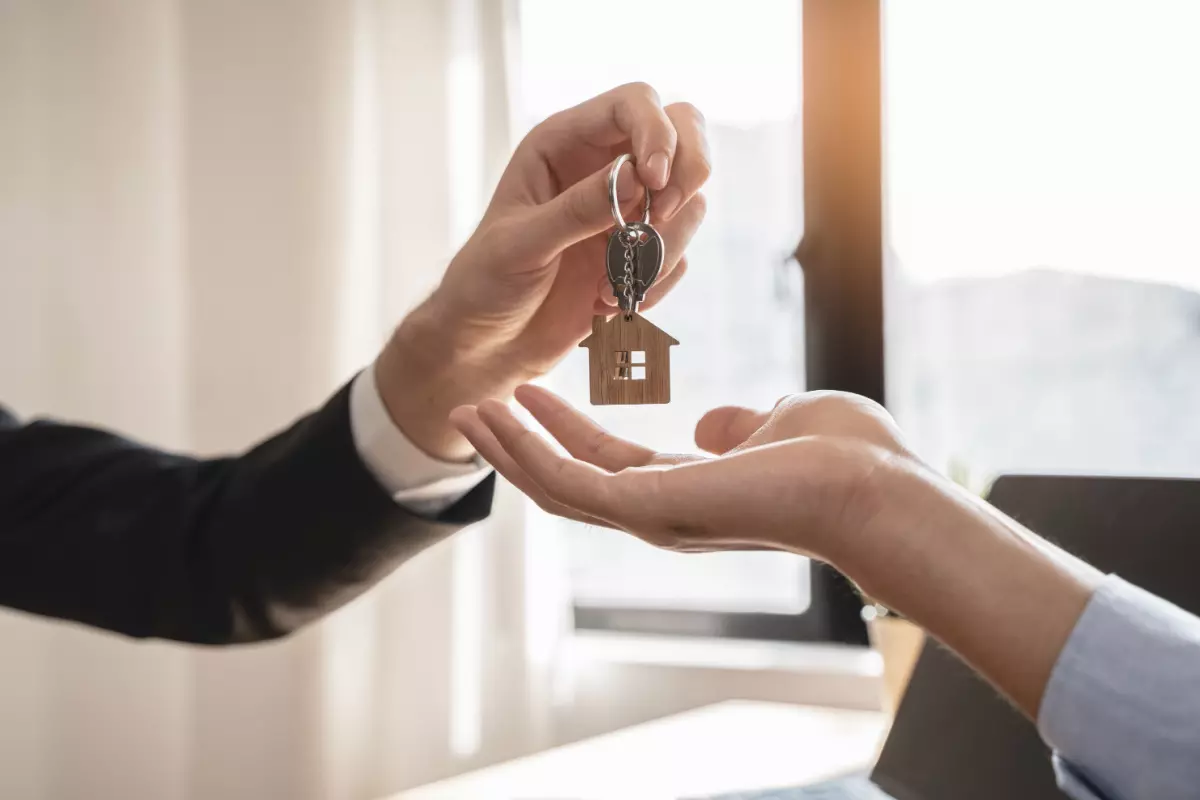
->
<box><xmin>378</xmin><ymin>83</ymin><xmax>710</xmax><ymax>461</ymax></box>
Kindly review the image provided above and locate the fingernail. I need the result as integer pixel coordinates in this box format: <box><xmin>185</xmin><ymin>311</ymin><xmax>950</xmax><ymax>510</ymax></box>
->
<box><xmin>646</xmin><ymin>152</ymin><xmax>669</xmax><ymax>190</ymax></box>
<box><xmin>656</xmin><ymin>186</ymin><xmax>683</xmax><ymax>221</ymax></box>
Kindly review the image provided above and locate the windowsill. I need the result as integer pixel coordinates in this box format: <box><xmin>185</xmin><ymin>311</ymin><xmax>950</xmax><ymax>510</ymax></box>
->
<box><xmin>568</xmin><ymin>629</ymin><xmax>883</xmax><ymax>677</ymax></box>
<box><xmin>542</xmin><ymin>631</ymin><xmax>885</xmax><ymax>757</ymax></box>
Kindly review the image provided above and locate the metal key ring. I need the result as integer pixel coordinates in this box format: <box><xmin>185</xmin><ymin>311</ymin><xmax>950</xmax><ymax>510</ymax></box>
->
<box><xmin>608</xmin><ymin>153</ymin><xmax>652</xmax><ymax>232</ymax></box>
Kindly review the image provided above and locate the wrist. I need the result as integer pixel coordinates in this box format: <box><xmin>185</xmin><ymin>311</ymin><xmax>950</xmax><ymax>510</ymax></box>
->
<box><xmin>842</xmin><ymin>457</ymin><xmax>1100</xmax><ymax>609</ymax></box>
<box><xmin>836</xmin><ymin>455</ymin><xmax>1102</xmax><ymax>717</ymax></box>
<box><xmin>833</xmin><ymin>456</ymin><xmax>963</xmax><ymax>601</ymax></box>
<box><xmin>376</xmin><ymin>293</ymin><xmax>527</xmax><ymax>462</ymax></box>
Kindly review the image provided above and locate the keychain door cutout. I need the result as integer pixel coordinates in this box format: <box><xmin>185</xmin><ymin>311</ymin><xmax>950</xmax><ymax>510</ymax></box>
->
<box><xmin>580</xmin><ymin>313</ymin><xmax>678</xmax><ymax>405</ymax></box>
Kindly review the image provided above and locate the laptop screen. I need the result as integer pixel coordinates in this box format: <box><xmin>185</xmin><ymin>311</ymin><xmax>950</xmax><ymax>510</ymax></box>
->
<box><xmin>869</xmin><ymin>475</ymin><xmax>1200</xmax><ymax>800</ymax></box>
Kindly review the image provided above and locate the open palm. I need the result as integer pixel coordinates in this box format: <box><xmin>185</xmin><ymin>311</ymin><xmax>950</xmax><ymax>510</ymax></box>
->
<box><xmin>450</xmin><ymin>384</ymin><xmax>919</xmax><ymax>569</ymax></box>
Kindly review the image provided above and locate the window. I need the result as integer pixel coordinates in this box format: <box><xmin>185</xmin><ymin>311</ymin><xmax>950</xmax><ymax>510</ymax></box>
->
<box><xmin>516</xmin><ymin>0</ymin><xmax>872</xmax><ymax>643</ymax></box>
<box><xmin>614</xmin><ymin>351</ymin><xmax>646</xmax><ymax>381</ymax></box>
<box><xmin>514</xmin><ymin>0</ymin><xmax>1200</xmax><ymax>644</ymax></box>
<box><xmin>884</xmin><ymin>0</ymin><xmax>1200</xmax><ymax>484</ymax></box>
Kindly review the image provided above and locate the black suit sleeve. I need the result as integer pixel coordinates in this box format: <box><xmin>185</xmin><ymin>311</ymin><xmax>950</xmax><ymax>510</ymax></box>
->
<box><xmin>0</xmin><ymin>382</ymin><xmax>494</xmax><ymax>644</ymax></box>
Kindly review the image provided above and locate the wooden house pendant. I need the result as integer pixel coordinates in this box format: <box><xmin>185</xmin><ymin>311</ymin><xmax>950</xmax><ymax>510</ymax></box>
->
<box><xmin>582</xmin><ymin>154</ymin><xmax>679</xmax><ymax>406</ymax></box>
<box><xmin>581</xmin><ymin>313</ymin><xmax>678</xmax><ymax>405</ymax></box>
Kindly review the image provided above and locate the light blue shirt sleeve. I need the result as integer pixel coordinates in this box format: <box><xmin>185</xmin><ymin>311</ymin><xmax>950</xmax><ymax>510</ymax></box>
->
<box><xmin>1037</xmin><ymin>574</ymin><xmax>1200</xmax><ymax>800</ymax></box>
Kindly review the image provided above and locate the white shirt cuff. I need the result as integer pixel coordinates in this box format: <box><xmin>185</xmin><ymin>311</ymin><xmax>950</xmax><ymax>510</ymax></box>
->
<box><xmin>348</xmin><ymin>364</ymin><xmax>491</xmax><ymax>516</ymax></box>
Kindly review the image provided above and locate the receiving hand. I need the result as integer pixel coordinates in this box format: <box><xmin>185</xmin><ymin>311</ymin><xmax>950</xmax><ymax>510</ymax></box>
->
<box><xmin>378</xmin><ymin>84</ymin><xmax>710</xmax><ymax>460</ymax></box>
<box><xmin>452</xmin><ymin>386</ymin><xmax>1113</xmax><ymax>725</ymax></box>
<box><xmin>449</xmin><ymin>385</ymin><xmax>919</xmax><ymax>569</ymax></box>
<box><xmin>454</xmin><ymin>386</ymin><xmax>1114</xmax><ymax>728</ymax></box>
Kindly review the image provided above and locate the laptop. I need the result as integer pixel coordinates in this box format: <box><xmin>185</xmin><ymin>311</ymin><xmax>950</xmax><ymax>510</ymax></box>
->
<box><xmin>697</xmin><ymin>475</ymin><xmax>1200</xmax><ymax>800</ymax></box>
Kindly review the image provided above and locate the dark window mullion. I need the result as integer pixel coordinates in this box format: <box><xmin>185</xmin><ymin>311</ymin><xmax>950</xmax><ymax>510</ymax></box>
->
<box><xmin>795</xmin><ymin>0</ymin><xmax>885</xmax><ymax>645</ymax></box>
<box><xmin>799</xmin><ymin>0</ymin><xmax>885</xmax><ymax>404</ymax></box>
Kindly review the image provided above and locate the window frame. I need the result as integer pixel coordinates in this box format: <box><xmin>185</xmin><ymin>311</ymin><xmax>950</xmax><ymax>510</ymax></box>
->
<box><xmin>572</xmin><ymin>0</ymin><xmax>883</xmax><ymax>646</ymax></box>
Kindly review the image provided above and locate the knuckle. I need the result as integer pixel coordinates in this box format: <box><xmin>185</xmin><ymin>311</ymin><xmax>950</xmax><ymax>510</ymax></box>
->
<box><xmin>669</xmin><ymin>101</ymin><xmax>707</xmax><ymax>129</ymax></box>
<box><xmin>585</xmin><ymin>429</ymin><xmax>609</xmax><ymax>458</ymax></box>
<box><xmin>621</xmin><ymin>81</ymin><xmax>661</xmax><ymax>105</ymax></box>
<box><xmin>523</xmin><ymin>116</ymin><xmax>558</xmax><ymax>148</ymax></box>
<box><xmin>820</xmin><ymin>391</ymin><xmax>886</xmax><ymax>419</ymax></box>
<box><xmin>803</xmin><ymin>390</ymin><xmax>855</xmax><ymax>411</ymax></box>
<box><xmin>854</xmin><ymin>395</ymin><xmax>889</xmax><ymax>417</ymax></box>
<box><xmin>487</xmin><ymin>218</ymin><xmax>522</xmax><ymax>258</ymax></box>
<box><xmin>561</xmin><ymin>187</ymin><xmax>592</xmax><ymax>228</ymax></box>
<box><xmin>798</xmin><ymin>394</ymin><xmax>852</xmax><ymax>424</ymax></box>
<box><xmin>769</xmin><ymin>393</ymin><xmax>810</xmax><ymax>417</ymax></box>
<box><xmin>551</xmin><ymin>456</ymin><xmax>571</xmax><ymax>480</ymax></box>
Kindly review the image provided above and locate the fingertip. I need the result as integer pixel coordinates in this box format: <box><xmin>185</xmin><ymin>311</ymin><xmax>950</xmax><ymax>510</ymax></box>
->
<box><xmin>517</xmin><ymin>384</ymin><xmax>573</xmax><ymax>422</ymax></box>
<box><xmin>693</xmin><ymin>407</ymin><xmax>728</xmax><ymax>453</ymax></box>
<box><xmin>694</xmin><ymin>405</ymin><xmax>763</xmax><ymax>454</ymax></box>
<box><xmin>449</xmin><ymin>404</ymin><xmax>477</xmax><ymax>427</ymax></box>
<box><xmin>475</xmin><ymin>398</ymin><xmax>510</xmax><ymax>423</ymax></box>
<box><xmin>513</xmin><ymin>384</ymin><xmax>547</xmax><ymax>409</ymax></box>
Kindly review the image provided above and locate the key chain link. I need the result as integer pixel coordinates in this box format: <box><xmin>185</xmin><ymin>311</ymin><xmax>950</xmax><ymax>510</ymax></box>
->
<box><xmin>607</xmin><ymin>155</ymin><xmax>663</xmax><ymax>319</ymax></box>
<box><xmin>622</xmin><ymin>228</ymin><xmax>638</xmax><ymax>319</ymax></box>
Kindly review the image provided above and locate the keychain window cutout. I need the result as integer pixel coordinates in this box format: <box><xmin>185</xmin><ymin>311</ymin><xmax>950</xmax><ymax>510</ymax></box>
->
<box><xmin>613</xmin><ymin>365</ymin><xmax>646</xmax><ymax>380</ymax></box>
<box><xmin>612</xmin><ymin>350</ymin><xmax>646</xmax><ymax>380</ymax></box>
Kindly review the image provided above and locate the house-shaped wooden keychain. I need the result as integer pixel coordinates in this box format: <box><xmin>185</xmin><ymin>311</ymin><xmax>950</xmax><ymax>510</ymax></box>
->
<box><xmin>580</xmin><ymin>313</ymin><xmax>678</xmax><ymax>405</ymax></box>
<box><xmin>581</xmin><ymin>154</ymin><xmax>679</xmax><ymax>406</ymax></box>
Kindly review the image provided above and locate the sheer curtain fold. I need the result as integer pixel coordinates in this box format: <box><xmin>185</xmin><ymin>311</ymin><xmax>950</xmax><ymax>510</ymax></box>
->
<box><xmin>0</xmin><ymin>1</ymin><xmax>553</xmax><ymax>798</ymax></box>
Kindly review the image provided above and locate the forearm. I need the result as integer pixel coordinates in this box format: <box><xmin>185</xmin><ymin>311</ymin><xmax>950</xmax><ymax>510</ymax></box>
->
<box><xmin>844</xmin><ymin>458</ymin><xmax>1104</xmax><ymax>718</ymax></box>
<box><xmin>853</xmin><ymin>463</ymin><xmax>1200</xmax><ymax>799</ymax></box>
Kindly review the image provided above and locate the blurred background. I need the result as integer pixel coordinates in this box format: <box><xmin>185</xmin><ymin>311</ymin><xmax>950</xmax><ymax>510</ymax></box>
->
<box><xmin>1</xmin><ymin>0</ymin><xmax>1199</xmax><ymax>798</ymax></box>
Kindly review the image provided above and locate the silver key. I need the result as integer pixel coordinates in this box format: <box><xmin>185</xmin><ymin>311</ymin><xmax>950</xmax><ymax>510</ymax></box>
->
<box><xmin>606</xmin><ymin>221</ymin><xmax>665</xmax><ymax>314</ymax></box>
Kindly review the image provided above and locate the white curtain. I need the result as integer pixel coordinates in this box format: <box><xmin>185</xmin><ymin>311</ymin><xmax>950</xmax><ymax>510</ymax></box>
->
<box><xmin>0</xmin><ymin>1</ymin><xmax>575</xmax><ymax>798</ymax></box>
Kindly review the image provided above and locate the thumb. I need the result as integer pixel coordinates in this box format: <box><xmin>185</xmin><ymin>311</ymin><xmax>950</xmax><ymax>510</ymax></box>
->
<box><xmin>521</xmin><ymin>158</ymin><xmax>644</xmax><ymax>263</ymax></box>
<box><xmin>694</xmin><ymin>406</ymin><xmax>771</xmax><ymax>455</ymax></box>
